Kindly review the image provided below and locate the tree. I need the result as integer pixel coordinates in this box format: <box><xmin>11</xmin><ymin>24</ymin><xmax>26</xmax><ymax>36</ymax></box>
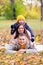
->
<box><xmin>0</xmin><ymin>0</ymin><xmax>2</xmax><ymax>4</ymax></box>
<box><xmin>41</xmin><ymin>0</ymin><xmax>43</xmax><ymax>21</ymax></box>
<box><xmin>11</xmin><ymin>0</ymin><xmax>15</xmax><ymax>19</ymax></box>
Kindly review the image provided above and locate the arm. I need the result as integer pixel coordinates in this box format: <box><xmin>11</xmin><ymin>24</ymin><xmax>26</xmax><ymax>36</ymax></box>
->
<box><xmin>11</xmin><ymin>23</ymin><xmax>17</xmax><ymax>35</ymax></box>
<box><xmin>26</xmin><ymin>30</ymin><xmax>31</xmax><ymax>40</ymax></box>
<box><xmin>5</xmin><ymin>44</ymin><xmax>17</xmax><ymax>54</ymax></box>
<box><xmin>25</xmin><ymin>23</ymin><xmax>34</xmax><ymax>42</ymax></box>
<box><xmin>9</xmin><ymin>32</ymin><xmax>16</xmax><ymax>44</ymax></box>
<box><xmin>9</xmin><ymin>38</ymin><xmax>19</xmax><ymax>51</ymax></box>
<box><xmin>26</xmin><ymin>40</ymin><xmax>34</xmax><ymax>49</ymax></box>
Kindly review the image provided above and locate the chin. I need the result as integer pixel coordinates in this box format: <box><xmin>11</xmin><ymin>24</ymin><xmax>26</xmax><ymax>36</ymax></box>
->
<box><xmin>20</xmin><ymin>44</ymin><xmax>24</xmax><ymax>45</ymax></box>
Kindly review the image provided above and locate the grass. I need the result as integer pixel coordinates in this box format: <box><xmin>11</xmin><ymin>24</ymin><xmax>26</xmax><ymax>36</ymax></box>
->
<box><xmin>0</xmin><ymin>20</ymin><xmax>14</xmax><ymax>30</ymax></box>
<box><xmin>27</xmin><ymin>20</ymin><xmax>43</xmax><ymax>30</ymax></box>
<box><xmin>0</xmin><ymin>16</ymin><xmax>6</xmax><ymax>20</ymax></box>
<box><xmin>0</xmin><ymin>20</ymin><xmax>43</xmax><ymax>30</ymax></box>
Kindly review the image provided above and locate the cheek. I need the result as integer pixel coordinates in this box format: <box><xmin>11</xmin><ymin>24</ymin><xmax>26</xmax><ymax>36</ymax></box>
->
<box><xmin>20</xmin><ymin>29</ymin><xmax>24</xmax><ymax>32</ymax></box>
<box><xmin>24</xmin><ymin>39</ymin><xmax>27</xmax><ymax>43</ymax></box>
<box><xmin>18</xmin><ymin>40</ymin><xmax>21</xmax><ymax>43</ymax></box>
<box><xmin>18</xmin><ymin>29</ymin><xmax>24</xmax><ymax>33</ymax></box>
<box><xmin>18</xmin><ymin>40</ymin><xmax>23</xmax><ymax>44</ymax></box>
<box><xmin>18</xmin><ymin>29</ymin><xmax>20</xmax><ymax>33</ymax></box>
<box><xmin>22</xmin><ymin>29</ymin><xmax>24</xmax><ymax>31</ymax></box>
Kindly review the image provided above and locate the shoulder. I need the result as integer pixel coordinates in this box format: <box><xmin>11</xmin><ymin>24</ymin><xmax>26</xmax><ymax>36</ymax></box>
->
<box><xmin>11</xmin><ymin>23</ymin><xmax>17</xmax><ymax>28</ymax></box>
<box><xmin>26</xmin><ymin>30</ymin><xmax>31</xmax><ymax>34</ymax></box>
<box><xmin>13</xmin><ymin>23</ymin><xmax>18</xmax><ymax>27</ymax></box>
<box><xmin>26</xmin><ymin>30</ymin><xmax>31</xmax><ymax>39</ymax></box>
<box><xmin>25</xmin><ymin>23</ymin><xmax>27</xmax><ymax>26</ymax></box>
<box><xmin>12</xmin><ymin>39</ymin><xmax>20</xmax><ymax>50</ymax></box>
<box><xmin>25</xmin><ymin>23</ymin><xmax>30</xmax><ymax>28</ymax></box>
<box><xmin>13</xmin><ymin>39</ymin><xmax>18</xmax><ymax>44</ymax></box>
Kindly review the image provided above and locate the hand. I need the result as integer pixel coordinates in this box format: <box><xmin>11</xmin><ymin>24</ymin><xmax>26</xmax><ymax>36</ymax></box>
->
<box><xmin>18</xmin><ymin>49</ymin><xmax>26</xmax><ymax>53</ymax></box>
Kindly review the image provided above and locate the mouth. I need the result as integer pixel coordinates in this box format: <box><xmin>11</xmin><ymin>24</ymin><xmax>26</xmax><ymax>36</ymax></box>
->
<box><xmin>20</xmin><ymin>43</ymin><xmax>25</xmax><ymax>45</ymax></box>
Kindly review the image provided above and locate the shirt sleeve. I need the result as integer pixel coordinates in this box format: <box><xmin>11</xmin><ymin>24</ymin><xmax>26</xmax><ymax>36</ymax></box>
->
<box><xmin>25</xmin><ymin>23</ymin><xmax>34</xmax><ymax>42</ymax></box>
<box><xmin>26</xmin><ymin>30</ymin><xmax>31</xmax><ymax>40</ymax></box>
<box><xmin>13</xmin><ymin>44</ymin><xmax>19</xmax><ymax>51</ymax></box>
<box><xmin>12</xmin><ymin>39</ymin><xmax>20</xmax><ymax>51</ymax></box>
<box><xmin>25</xmin><ymin>23</ymin><xmax>34</xmax><ymax>36</ymax></box>
<box><xmin>11</xmin><ymin>23</ymin><xmax>17</xmax><ymax>35</ymax></box>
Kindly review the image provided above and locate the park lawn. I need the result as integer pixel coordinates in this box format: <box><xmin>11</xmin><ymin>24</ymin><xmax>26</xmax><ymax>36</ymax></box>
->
<box><xmin>0</xmin><ymin>20</ymin><xmax>43</xmax><ymax>30</ymax></box>
<box><xmin>27</xmin><ymin>20</ymin><xmax>43</xmax><ymax>30</ymax></box>
<box><xmin>0</xmin><ymin>20</ymin><xmax>14</xmax><ymax>30</ymax></box>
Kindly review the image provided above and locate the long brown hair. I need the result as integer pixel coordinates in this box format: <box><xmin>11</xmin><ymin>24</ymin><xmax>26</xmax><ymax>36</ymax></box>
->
<box><xmin>15</xmin><ymin>23</ymin><xmax>30</xmax><ymax>39</ymax></box>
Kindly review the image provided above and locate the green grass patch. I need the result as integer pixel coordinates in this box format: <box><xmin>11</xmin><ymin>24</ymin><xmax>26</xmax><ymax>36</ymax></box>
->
<box><xmin>0</xmin><ymin>16</ymin><xmax>6</xmax><ymax>20</ymax></box>
<box><xmin>27</xmin><ymin>20</ymin><xmax>43</xmax><ymax>30</ymax></box>
<box><xmin>0</xmin><ymin>20</ymin><xmax>43</xmax><ymax>30</ymax></box>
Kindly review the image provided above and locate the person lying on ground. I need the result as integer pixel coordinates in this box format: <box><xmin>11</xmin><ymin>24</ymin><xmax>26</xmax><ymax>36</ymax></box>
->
<box><xmin>6</xmin><ymin>34</ymin><xmax>34</xmax><ymax>53</ymax></box>
<box><xmin>11</xmin><ymin>15</ymin><xmax>34</xmax><ymax>42</ymax></box>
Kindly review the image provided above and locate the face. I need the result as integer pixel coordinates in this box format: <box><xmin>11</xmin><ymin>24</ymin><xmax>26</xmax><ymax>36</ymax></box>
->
<box><xmin>18</xmin><ymin>35</ymin><xmax>27</xmax><ymax>45</ymax></box>
<box><xmin>18</xmin><ymin>19</ymin><xmax>25</xmax><ymax>25</ymax></box>
<box><xmin>18</xmin><ymin>25</ymin><xmax>24</xmax><ymax>34</ymax></box>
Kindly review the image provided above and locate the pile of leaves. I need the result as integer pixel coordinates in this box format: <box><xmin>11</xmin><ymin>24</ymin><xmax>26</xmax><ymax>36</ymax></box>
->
<box><xmin>0</xmin><ymin>30</ymin><xmax>11</xmax><ymax>46</ymax></box>
<box><xmin>35</xmin><ymin>30</ymin><xmax>43</xmax><ymax>44</ymax></box>
<box><xmin>0</xmin><ymin>49</ymin><xmax>43</xmax><ymax>65</ymax></box>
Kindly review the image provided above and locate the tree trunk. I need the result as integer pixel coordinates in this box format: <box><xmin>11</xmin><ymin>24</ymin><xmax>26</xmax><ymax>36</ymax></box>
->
<box><xmin>0</xmin><ymin>0</ymin><xmax>2</xmax><ymax>4</ymax></box>
<box><xmin>11</xmin><ymin>0</ymin><xmax>15</xmax><ymax>20</ymax></box>
<box><xmin>41</xmin><ymin>0</ymin><xmax>43</xmax><ymax>21</ymax></box>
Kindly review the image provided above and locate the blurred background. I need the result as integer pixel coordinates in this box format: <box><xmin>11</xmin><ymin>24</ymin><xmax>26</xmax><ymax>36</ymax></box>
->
<box><xmin>0</xmin><ymin>0</ymin><xmax>43</xmax><ymax>20</ymax></box>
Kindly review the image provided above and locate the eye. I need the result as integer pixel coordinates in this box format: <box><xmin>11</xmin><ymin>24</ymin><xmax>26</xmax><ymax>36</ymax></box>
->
<box><xmin>20</xmin><ymin>39</ymin><xmax>24</xmax><ymax>40</ymax></box>
<box><xmin>20</xmin><ymin>39</ymin><xmax>22</xmax><ymax>40</ymax></box>
<box><xmin>22</xmin><ymin>39</ymin><xmax>24</xmax><ymax>40</ymax></box>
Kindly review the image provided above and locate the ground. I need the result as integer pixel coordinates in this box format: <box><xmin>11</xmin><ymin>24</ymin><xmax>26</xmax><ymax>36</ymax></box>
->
<box><xmin>0</xmin><ymin>49</ymin><xmax>43</xmax><ymax>65</ymax></box>
<box><xmin>0</xmin><ymin>20</ymin><xmax>43</xmax><ymax>65</ymax></box>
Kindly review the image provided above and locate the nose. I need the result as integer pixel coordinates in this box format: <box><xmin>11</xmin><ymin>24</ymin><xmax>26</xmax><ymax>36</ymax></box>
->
<box><xmin>20</xmin><ymin>39</ymin><xmax>23</xmax><ymax>43</ymax></box>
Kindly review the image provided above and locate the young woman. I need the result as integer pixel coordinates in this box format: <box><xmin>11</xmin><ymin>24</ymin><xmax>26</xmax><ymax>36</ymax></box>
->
<box><xmin>11</xmin><ymin>24</ymin><xmax>31</xmax><ymax>41</ymax></box>
<box><xmin>5</xmin><ymin>34</ymin><xmax>35</xmax><ymax>54</ymax></box>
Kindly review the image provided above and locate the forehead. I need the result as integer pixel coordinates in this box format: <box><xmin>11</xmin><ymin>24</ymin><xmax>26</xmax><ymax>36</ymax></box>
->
<box><xmin>18</xmin><ymin>35</ymin><xmax>26</xmax><ymax>39</ymax></box>
<box><xmin>19</xmin><ymin>19</ymin><xmax>24</xmax><ymax>21</ymax></box>
<box><xmin>19</xmin><ymin>25</ymin><xmax>24</xmax><ymax>28</ymax></box>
